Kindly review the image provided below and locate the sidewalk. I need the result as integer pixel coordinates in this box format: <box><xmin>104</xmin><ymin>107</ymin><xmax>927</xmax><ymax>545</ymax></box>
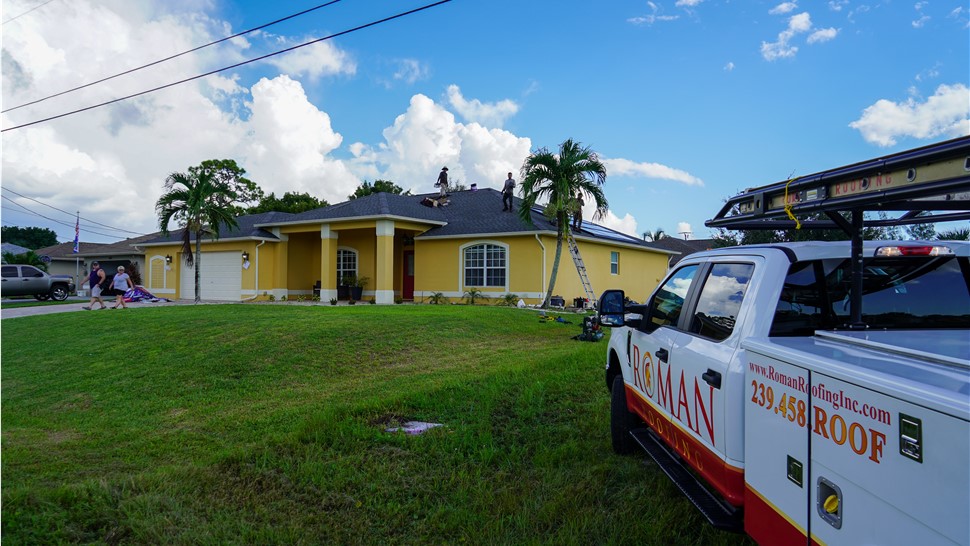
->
<box><xmin>0</xmin><ymin>297</ymin><xmax>182</xmax><ymax>319</ymax></box>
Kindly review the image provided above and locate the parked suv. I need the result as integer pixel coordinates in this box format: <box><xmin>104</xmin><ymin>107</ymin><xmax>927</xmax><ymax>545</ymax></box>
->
<box><xmin>0</xmin><ymin>264</ymin><xmax>75</xmax><ymax>301</ymax></box>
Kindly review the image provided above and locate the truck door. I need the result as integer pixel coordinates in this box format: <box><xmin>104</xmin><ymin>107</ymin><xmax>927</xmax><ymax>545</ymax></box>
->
<box><xmin>672</xmin><ymin>261</ymin><xmax>757</xmax><ymax>507</ymax></box>
<box><xmin>20</xmin><ymin>266</ymin><xmax>48</xmax><ymax>295</ymax></box>
<box><xmin>626</xmin><ymin>264</ymin><xmax>701</xmax><ymax>464</ymax></box>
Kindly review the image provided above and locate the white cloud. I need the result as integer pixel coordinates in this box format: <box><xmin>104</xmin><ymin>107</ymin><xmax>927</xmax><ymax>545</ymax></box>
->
<box><xmin>351</xmin><ymin>93</ymin><xmax>532</xmax><ymax>194</ymax></box>
<box><xmin>807</xmin><ymin>27</ymin><xmax>838</xmax><ymax>43</ymax></box>
<box><xmin>769</xmin><ymin>2</ymin><xmax>798</xmax><ymax>15</ymax></box>
<box><xmin>911</xmin><ymin>15</ymin><xmax>930</xmax><ymax>28</ymax></box>
<box><xmin>602</xmin><ymin>158</ymin><xmax>704</xmax><ymax>186</ymax></box>
<box><xmin>393</xmin><ymin>59</ymin><xmax>429</xmax><ymax>84</ymax></box>
<box><xmin>761</xmin><ymin>11</ymin><xmax>814</xmax><ymax>61</ymax></box>
<box><xmin>628</xmin><ymin>1</ymin><xmax>679</xmax><ymax>25</ymax></box>
<box><xmin>724</xmin><ymin>61</ymin><xmax>735</xmax><ymax>71</ymax></box>
<box><xmin>675</xmin><ymin>0</ymin><xmax>704</xmax><ymax>6</ymax></box>
<box><xmin>848</xmin><ymin>84</ymin><xmax>970</xmax><ymax>146</ymax></box>
<box><xmin>259</xmin><ymin>37</ymin><xmax>356</xmax><ymax>81</ymax></box>
<box><xmin>445</xmin><ymin>85</ymin><xmax>519</xmax><ymax>128</ymax></box>
<box><xmin>828</xmin><ymin>1</ymin><xmax>848</xmax><ymax>11</ymax></box>
<box><xmin>597</xmin><ymin>210</ymin><xmax>639</xmax><ymax>238</ymax></box>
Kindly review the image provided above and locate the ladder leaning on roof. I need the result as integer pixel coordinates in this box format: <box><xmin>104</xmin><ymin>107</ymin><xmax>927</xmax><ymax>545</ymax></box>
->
<box><xmin>566</xmin><ymin>230</ymin><xmax>596</xmax><ymax>308</ymax></box>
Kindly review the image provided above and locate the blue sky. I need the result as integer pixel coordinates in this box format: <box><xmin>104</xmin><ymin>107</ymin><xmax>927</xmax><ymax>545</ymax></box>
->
<box><xmin>2</xmin><ymin>0</ymin><xmax>968</xmax><ymax>244</ymax></box>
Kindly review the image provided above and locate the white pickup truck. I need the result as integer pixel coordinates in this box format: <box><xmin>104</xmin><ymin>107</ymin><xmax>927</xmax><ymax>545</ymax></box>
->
<box><xmin>597</xmin><ymin>137</ymin><xmax>970</xmax><ymax>545</ymax></box>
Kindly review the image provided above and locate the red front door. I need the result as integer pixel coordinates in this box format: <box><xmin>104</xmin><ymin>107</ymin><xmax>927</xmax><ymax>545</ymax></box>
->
<box><xmin>403</xmin><ymin>250</ymin><xmax>414</xmax><ymax>300</ymax></box>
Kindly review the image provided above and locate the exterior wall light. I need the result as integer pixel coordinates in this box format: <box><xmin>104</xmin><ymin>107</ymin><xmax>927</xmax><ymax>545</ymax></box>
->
<box><xmin>242</xmin><ymin>251</ymin><xmax>250</xmax><ymax>262</ymax></box>
<box><xmin>165</xmin><ymin>255</ymin><xmax>173</xmax><ymax>264</ymax></box>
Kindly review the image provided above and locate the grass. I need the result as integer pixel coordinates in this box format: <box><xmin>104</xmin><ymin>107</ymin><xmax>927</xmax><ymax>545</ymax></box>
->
<box><xmin>2</xmin><ymin>304</ymin><xmax>751</xmax><ymax>545</ymax></box>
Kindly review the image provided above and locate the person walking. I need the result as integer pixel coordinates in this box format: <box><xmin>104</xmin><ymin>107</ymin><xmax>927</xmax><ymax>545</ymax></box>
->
<box><xmin>572</xmin><ymin>192</ymin><xmax>585</xmax><ymax>231</ymax></box>
<box><xmin>82</xmin><ymin>261</ymin><xmax>107</xmax><ymax>310</ymax></box>
<box><xmin>110</xmin><ymin>265</ymin><xmax>134</xmax><ymax>309</ymax></box>
<box><xmin>436</xmin><ymin>167</ymin><xmax>449</xmax><ymax>197</ymax></box>
<box><xmin>502</xmin><ymin>172</ymin><xmax>515</xmax><ymax>212</ymax></box>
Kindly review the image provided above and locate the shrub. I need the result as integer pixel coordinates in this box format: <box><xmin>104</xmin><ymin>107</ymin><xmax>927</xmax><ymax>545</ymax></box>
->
<box><xmin>463</xmin><ymin>288</ymin><xmax>487</xmax><ymax>305</ymax></box>
<box><xmin>268</xmin><ymin>294</ymin><xmax>276</xmax><ymax>302</ymax></box>
<box><xmin>394</xmin><ymin>296</ymin><xmax>404</xmax><ymax>304</ymax></box>
<box><xmin>280</xmin><ymin>295</ymin><xmax>287</xmax><ymax>302</ymax></box>
<box><xmin>499</xmin><ymin>293</ymin><xmax>519</xmax><ymax>307</ymax></box>
<box><xmin>369</xmin><ymin>298</ymin><xmax>376</xmax><ymax>305</ymax></box>
<box><xmin>428</xmin><ymin>292</ymin><xmax>447</xmax><ymax>305</ymax></box>
<box><xmin>348</xmin><ymin>298</ymin><xmax>356</xmax><ymax>305</ymax></box>
<box><xmin>330</xmin><ymin>298</ymin><xmax>338</xmax><ymax>306</ymax></box>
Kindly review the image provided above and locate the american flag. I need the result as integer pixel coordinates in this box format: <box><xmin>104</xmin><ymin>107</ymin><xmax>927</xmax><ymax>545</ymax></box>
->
<box><xmin>73</xmin><ymin>213</ymin><xmax>79</xmax><ymax>253</ymax></box>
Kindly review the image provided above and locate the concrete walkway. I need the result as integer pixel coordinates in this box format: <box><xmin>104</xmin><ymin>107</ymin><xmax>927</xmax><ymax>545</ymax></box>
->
<box><xmin>0</xmin><ymin>297</ymin><xmax>183</xmax><ymax>319</ymax></box>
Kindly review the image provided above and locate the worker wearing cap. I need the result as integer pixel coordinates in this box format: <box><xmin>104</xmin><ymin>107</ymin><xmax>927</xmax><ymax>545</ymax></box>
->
<box><xmin>436</xmin><ymin>167</ymin><xmax>449</xmax><ymax>197</ymax></box>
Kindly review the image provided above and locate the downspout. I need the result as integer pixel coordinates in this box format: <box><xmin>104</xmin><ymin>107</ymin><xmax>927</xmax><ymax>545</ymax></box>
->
<box><xmin>242</xmin><ymin>240</ymin><xmax>266</xmax><ymax>302</ymax></box>
<box><xmin>534</xmin><ymin>234</ymin><xmax>546</xmax><ymax>303</ymax></box>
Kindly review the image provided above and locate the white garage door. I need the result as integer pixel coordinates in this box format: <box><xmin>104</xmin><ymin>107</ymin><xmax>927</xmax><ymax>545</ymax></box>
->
<box><xmin>180</xmin><ymin>251</ymin><xmax>241</xmax><ymax>301</ymax></box>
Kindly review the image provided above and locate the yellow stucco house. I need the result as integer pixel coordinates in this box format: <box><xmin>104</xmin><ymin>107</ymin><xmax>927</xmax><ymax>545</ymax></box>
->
<box><xmin>138</xmin><ymin>189</ymin><xmax>674</xmax><ymax>304</ymax></box>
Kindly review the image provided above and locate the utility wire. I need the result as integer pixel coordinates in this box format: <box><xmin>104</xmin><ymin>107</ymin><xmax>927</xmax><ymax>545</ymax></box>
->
<box><xmin>1</xmin><ymin>0</ymin><xmax>452</xmax><ymax>132</ymax></box>
<box><xmin>1</xmin><ymin>198</ymin><xmax>131</xmax><ymax>240</ymax></box>
<box><xmin>2</xmin><ymin>0</ymin><xmax>343</xmax><ymax>113</ymax></box>
<box><xmin>2</xmin><ymin>0</ymin><xmax>59</xmax><ymax>25</ymax></box>
<box><xmin>1</xmin><ymin>187</ymin><xmax>148</xmax><ymax>235</ymax></box>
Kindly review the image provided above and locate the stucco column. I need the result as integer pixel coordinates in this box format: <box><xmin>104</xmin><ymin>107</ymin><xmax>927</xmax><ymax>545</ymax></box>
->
<box><xmin>375</xmin><ymin>220</ymin><xmax>395</xmax><ymax>304</ymax></box>
<box><xmin>271</xmin><ymin>228</ymin><xmax>289</xmax><ymax>300</ymax></box>
<box><xmin>320</xmin><ymin>225</ymin><xmax>338</xmax><ymax>301</ymax></box>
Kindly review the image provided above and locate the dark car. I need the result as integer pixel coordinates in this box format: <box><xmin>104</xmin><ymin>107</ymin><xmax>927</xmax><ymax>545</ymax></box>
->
<box><xmin>0</xmin><ymin>264</ymin><xmax>75</xmax><ymax>301</ymax></box>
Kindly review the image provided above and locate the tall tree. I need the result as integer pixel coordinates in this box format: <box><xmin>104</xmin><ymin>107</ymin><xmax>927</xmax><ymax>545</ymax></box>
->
<box><xmin>1</xmin><ymin>226</ymin><xmax>58</xmax><ymax>249</ymax></box>
<box><xmin>348</xmin><ymin>179</ymin><xmax>411</xmax><ymax>200</ymax></box>
<box><xmin>188</xmin><ymin>159</ymin><xmax>263</xmax><ymax>215</ymax></box>
<box><xmin>248</xmin><ymin>192</ymin><xmax>329</xmax><ymax>214</ymax></box>
<box><xmin>518</xmin><ymin>139</ymin><xmax>607</xmax><ymax>308</ymax></box>
<box><xmin>1</xmin><ymin>250</ymin><xmax>48</xmax><ymax>270</ymax></box>
<box><xmin>156</xmin><ymin>169</ymin><xmax>239</xmax><ymax>304</ymax></box>
<box><xmin>642</xmin><ymin>228</ymin><xmax>666</xmax><ymax>242</ymax></box>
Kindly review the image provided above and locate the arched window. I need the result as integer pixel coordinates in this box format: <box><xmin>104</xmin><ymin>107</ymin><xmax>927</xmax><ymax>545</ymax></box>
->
<box><xmin>336</xmin><ymin>248</ymin><xmax>358</xmax><ymax>283</ymax></box>
<box><xmin>463</xmin><ymin>243</ymin><xmax>506</xmax><ymax>287</ymax></box>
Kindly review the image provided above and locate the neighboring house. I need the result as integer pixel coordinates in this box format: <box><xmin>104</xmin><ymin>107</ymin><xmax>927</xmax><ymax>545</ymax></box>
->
<box><xmin>35</xmin><ymin>235</ymin><xmax>153</xmax><ymax>293</ymax></box>
<box><xmin>641</xmin><ymin>237</ymin><xmax>715</xmax><ymax>267</ymax></box>
<box><xmin>139</xmin><ymin>189</ymin><xmax>676</xmax><ymax>304</ymax></box>
<box><xmin>1</xmin><ymin>243</ymin><xmax>33</xmax><ymax>258</ymax></box>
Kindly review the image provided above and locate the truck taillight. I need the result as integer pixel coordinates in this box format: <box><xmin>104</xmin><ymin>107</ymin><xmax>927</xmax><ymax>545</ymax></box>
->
<box><xmin>874</xmin><ymin>245</ymin><xmax>954</xmax><ymax>257</ymax></box>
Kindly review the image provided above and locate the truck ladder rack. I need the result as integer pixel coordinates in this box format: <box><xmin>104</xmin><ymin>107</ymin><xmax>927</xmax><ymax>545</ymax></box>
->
<box><xmin>566</xmin><ymin>230</ymin><xmax>596</xmax><ymax>307</ymax></box>
<box><xmin>630</xmin><ymin>428</ymin><xmax>744</xmax><ymax>533</ymax></box>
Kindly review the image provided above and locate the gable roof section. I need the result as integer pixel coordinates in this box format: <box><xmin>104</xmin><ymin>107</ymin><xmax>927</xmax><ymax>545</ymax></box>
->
<box><xmin>139</xmin><ymin>211</ymin><xmax>290</xmax><ymax>246</ymax></box>
<box><xmin>34</xmin><ymin>241</ymin><xmax>109</xmax><ymax>259</ymax></box>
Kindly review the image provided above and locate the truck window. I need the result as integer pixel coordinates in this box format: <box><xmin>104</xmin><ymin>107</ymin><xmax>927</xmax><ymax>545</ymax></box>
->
<box><xmin>1</xmin><ymin>266</ymin><xmax>17</xmax><ymax>278</ymax></box>
<box><xmin>690</xmin><ymin>263</ymin><xmax>755</xmax><ymax>341</ymax></box>
<box><xmin>22</xmin><ymin>266</ymin><xmax>44</xmax><ymax>278</ymax></box>
<box><xmin>771</xmin><ymin>256</ymin><xmax>970</xmax><ymax>335</ymax></box>
<box><xmin>645</xmin><ymin>265</ymin><xmax>699</xmax><ymax>330</ymax></box>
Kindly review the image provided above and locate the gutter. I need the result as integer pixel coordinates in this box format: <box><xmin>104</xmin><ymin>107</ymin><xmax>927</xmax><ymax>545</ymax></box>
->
<box><xmin>535</xmin><ymin>234</ymin><xmax>546</xmax><ymax>297</ymax></box>
<box><xmin>241</xmin><ymin>240</ymin><xmax>266</xmax><ymax>302</ymax></box>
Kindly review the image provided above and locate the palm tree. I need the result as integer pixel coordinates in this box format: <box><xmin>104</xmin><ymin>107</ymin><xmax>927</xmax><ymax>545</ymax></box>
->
<box><xmin>642</xmin><ymin>228</ymin><xmax>666</xmax><ymax>242</ymax></box>
<box><xmin>156</xmin><ymin>170</ymin><xmax>239</xmax><ymax>303</ymax></box>
<box><xmin>518</xmin><ymin>138</ymin><xmax>607</xmax><ymax>308</ymax></box>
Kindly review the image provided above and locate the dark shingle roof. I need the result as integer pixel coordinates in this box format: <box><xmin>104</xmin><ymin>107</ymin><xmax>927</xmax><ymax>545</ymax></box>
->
<box><xmin>642</xmin><ymin>237</ymin><xmax>714</xmax><ymax>264</ymax></box>
<box><xmin>140</xmin><ymin>212</ymin><xmax>291</xmax><ymax>245</ymax></box>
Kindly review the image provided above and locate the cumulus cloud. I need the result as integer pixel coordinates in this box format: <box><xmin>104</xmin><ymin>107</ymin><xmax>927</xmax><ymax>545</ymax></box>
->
<box><xmin>598</xmin><ymin>211</ymin><xmax>639</xmax><ymax>238</ymax></box>
<box><xmin>445</xmin><ymin>85</ymin><xmax>519</xmax><ymax>128</ymax></box>
<box><xmin>807</xmin><ymin>27</ymin><xmax>838</xmax><ymax>43</ymax></box>
<box><xmin>258</xmin><ymin>37</ymin><xmax>356</xmax><ymax>81</ymax></box>
<box><xmin>602</xmin><ymin>158</ymin><xmax>704</xmax><ymax>186</ymax></box>
<box><xmin>769</xmin><ymin>2</ymin><xmax>798</xmax><ymax>15</ymax></box>
<box><xmin>761</xmin><ymin>12</ymin><xmax>812</xmax><ymax>60</ymax></box>
<box><xmin>848</xmin><ymin>84</ymin><xmax>970</xmax><ymax>146</ymax></box>
<box><xmin>828</xmin><ymin>0</ymin><xmax>848</xmax><ymax>11</ymax></box>
<box><xmin>724</xmin><ymin>61</ymin><xmax>735</xmax><ymax>71</ymax></box>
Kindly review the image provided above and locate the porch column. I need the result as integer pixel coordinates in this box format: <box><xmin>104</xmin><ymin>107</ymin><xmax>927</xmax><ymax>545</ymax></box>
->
<box><xmin>375</xmin><ymin>220</ymin><xmax>395</xmax><ymax>304</ymax></box>
<box><xmin>271</xmin><ymin>228</ymin><xmax>289</xmax><ymax>300</ymax></box>
<box><xmin>320</xmin><ymin>225</ymin><xmax>338</xmax><ymax>301</ymax></box>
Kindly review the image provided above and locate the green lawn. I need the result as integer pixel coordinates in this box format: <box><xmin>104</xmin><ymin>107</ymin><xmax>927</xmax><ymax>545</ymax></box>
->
<box><xmin>2</xmin><ymin>304</ymin><xmax>750</xmax><ymax>545</ymax></box>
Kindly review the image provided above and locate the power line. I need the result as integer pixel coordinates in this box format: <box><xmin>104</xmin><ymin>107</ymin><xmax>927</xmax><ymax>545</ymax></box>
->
<box><xmin>1</xmin><ymin>198</ymin><xmax>130</xmax><ymax>240</ymax></box>
<box><xmin>2</xmin><ymin>0</ymin><xmax>59</xmax><ymax>25</ymax></box>
<box><xmin>1</xmin><ymin>0</ymin><xmax>453</xmax><ymax>132</ymax></box>
<box><xmin>1</xmin><ymin>187</ymin><xmax>148</xmax><ymax>235</ymax></box>
<box><xmin>2</xmin><ymin>0</ymin><xmax>344</xmax><ymax>113</ymax></box>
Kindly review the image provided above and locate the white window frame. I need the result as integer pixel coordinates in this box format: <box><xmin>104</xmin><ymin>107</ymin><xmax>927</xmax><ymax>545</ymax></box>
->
<box><xmin>459</xmin><ymin>241</ymin><xmax>509</xmax><ymax>291</ymax></box>
<box><xmin>611</xmin><ymin>251</ymin><xmax>620</xmax><ymax>275</ymax></box>
<box><xmin>336</xmin><ymin>247</ymin><xmax>358</xmax><ymax>284</ymax></box>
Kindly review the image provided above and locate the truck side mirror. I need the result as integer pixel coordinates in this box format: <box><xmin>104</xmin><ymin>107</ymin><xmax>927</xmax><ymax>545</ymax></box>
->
<box><xmin>597</xmin><ymin>289</ymin><xmax>627</xmax><ymax>327</ymax></box>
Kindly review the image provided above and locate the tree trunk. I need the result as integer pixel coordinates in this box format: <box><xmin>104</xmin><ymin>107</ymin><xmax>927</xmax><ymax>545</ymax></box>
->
<box><xmin>543</xmin><ymin>220</ymin><xmax>566</xmax><ymax>308</ymax></box>
<box><xmin>194</xmin><ymin>232</ymin><xmax>202</xmax><ymax>304</ymax></box>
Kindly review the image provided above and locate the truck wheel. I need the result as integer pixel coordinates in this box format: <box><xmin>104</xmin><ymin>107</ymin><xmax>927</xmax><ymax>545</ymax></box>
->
<box><xmin>50</xmin><ymin>286</ymin><xmax>69</xmax><ymax>301</ymax></box>
<box><xmin>611</xmin><ymin>375</ymin><xmax>637</xmax><ymax>455</ymax></box>
<box><xmin>34</xmin><ymin>294</ymin><xmax>50</xmax><ymax>301</ymax></box>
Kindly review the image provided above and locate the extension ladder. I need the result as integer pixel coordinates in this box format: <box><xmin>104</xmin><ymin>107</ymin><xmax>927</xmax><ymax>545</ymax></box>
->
<box><xmin>566</xmin><ymin>230</ymin><xmax>596</xmax><ymax>308</ymax></box>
